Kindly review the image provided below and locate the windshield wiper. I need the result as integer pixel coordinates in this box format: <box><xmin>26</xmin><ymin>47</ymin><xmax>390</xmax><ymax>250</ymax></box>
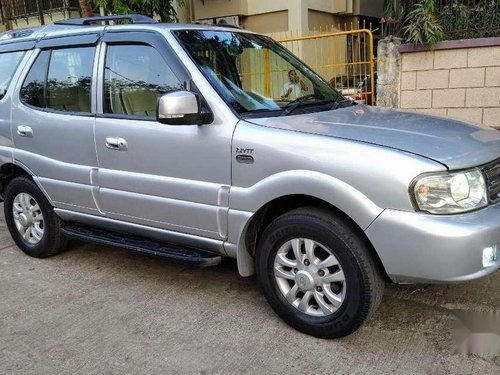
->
<box><xmin>280</xmin><ymin>94</ymin><xmax>325</xmax><ymax>116</ymax></box>
<box><xmin>331</xmin><ymin>99</ymin><xmax>356</xmax><ymax>110</ymax></box>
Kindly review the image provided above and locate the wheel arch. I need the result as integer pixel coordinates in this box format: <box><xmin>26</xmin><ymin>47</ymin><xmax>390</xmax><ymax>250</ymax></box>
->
<box><xmin>234</xmin><ymin>193</ymin><xmax>388</xmax><ymax>280</ymax></box>
<box><xmin>0</xmin><ymin>162</ymin><xmax>31</xmax><ymax>197</ymax></box>
<box><xmin>0</xmin><ymin>162</ymin><xmax>53</xmax><ymax>207</ymax></box>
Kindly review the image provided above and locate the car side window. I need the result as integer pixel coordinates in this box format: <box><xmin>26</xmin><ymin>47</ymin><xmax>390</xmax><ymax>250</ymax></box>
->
<box><xmin>20</xmin><ymin>46</ymin><xmax>95</xmax><ymax>113</ymax></box>
<box><xmin>0</xmin><ymin>50</ymin><xmax>25</xmax><ymax>99</ymax></box>
<box><xmin>103</xmin><ymin>44</ymin><xmax>183</xmax><ymax>117</ymax></box>
<box><xmin>20</xmin><ymin>50</ymin><xmax>50</xmax><ymax>108</ymax></box>
<box><xmin>47</xmin><ymin>47</ymin><xmax>95</xmax><ymax>112</ymax></box>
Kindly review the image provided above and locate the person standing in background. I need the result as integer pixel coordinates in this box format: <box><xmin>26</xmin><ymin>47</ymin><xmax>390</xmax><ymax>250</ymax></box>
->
<box><xmin>281</xmin><ymin>69</ymin><xmax>308</xmax><ymax>100</ymax></box>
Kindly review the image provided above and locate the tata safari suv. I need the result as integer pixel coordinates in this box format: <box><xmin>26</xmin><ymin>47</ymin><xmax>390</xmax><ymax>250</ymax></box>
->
<box><xmin>0</xmin><ymin>15</ymin><xmax>499</xmax><ymax>339</ymax></box>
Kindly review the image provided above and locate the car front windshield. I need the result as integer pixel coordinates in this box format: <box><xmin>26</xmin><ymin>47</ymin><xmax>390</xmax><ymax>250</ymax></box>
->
<box><xmin>174</xmin><ymin>29</ymin><xmax>343</xmax><ymax>115</ymax></box>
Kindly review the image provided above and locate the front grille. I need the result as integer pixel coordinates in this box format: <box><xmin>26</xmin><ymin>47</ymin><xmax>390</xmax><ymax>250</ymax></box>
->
<box><xmin>483</xmin><ymin>160</ymin><xmax>500</xmax><ymax>203</ymax></box>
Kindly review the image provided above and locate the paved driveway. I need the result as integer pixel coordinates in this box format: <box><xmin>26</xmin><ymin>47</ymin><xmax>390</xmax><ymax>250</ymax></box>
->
<box><xmin>0</xmin><ymin>208</ymin><xmax>499</xmax><ymax>374</ymax></box>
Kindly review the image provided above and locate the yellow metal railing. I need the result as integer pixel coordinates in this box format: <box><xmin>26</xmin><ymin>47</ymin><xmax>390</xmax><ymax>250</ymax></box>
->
<box><xmin>276</xmin><ymin>29</ymin><xmax>376</xmax><ymax>105</ymax></box>
<box><xmin>263</xmin><ymin>49</ymin><xmax>271</xmax><ymax>98</ymax></box>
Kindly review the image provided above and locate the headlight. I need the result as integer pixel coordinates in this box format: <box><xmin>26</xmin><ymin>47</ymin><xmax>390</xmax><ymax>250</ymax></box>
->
<box><xmin>412</xmin><ymin>169</ymin><xmax>487</xmax><ymax>214</ymax></box>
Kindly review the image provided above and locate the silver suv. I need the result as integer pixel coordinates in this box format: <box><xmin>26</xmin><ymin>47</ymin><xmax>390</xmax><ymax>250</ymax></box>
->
<box><xmin>0</xmin><ymin>15</ymin><xmax>499</xmax><ymax>338</ymax></box>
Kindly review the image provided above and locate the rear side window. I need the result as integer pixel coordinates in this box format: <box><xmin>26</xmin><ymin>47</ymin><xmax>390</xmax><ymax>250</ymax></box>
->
<box><xmin>20</xmin><ymin>50</ymin><xmax>50</xmax><ymax>108</ymax></box>
<box><xmin>20</xmin><ymin>46</ymin><xmax>95</xmax><ymax>113</ymax></box>
<box><xmin>0</xmin><ymin>50</ymin><xmax>25</xmax><ymax>99</ymax></box>
<box><xmin>103</xmin><ymin>44</ymin><xmax>183</xmax><ymax>117</ymax></box>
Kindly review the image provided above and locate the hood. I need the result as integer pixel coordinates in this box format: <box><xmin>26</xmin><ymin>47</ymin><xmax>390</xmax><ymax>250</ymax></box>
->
<box><xmin>248</xmin><ymin>105</ymin><xmax>500</xmax><ymax>169</ymax></box>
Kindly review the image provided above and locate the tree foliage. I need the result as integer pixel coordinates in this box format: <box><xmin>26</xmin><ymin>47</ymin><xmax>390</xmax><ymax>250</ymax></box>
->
<box><xmin>92</xmin><ymin>0</ymin><xmax>185</xmax><ymax>23</ymax></box>
<box><xmin>439</xmin><ymin>1</ymin><xmax>500</xmax><ymax>40</ymax></box>
<box><xmin>385</xmin><ymin>0</ymin><xmax>500</xmax><ymax>44</ymax></box>
<box><xmin>402</xmin><ymin>0</ymin><xmax>444</xmax><ymax>45</ymax></box>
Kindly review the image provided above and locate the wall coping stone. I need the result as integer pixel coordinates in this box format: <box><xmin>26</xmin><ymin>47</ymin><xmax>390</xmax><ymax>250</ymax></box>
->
<box><xmin>399</xmin><ymin>37</ymin><xmax>500</xmax><ymax>53</ymax></box>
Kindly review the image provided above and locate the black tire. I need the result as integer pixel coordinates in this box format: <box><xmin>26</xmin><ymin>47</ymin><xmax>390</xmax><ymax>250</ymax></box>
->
<box><xmin>4</xmin><ymin>176</ymin><xmax>68</xmax><ymax>258</ymax></box>
<box><xmin>256</xmin><ymin>207</ymin><xmax>384</xmax><ymax>338</ymax></box>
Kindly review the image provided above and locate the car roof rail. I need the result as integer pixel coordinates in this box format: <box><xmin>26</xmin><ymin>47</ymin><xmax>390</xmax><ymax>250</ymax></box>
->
<box><xmin>54</xmin><ymin>14</ymin><xmax>157</xmax><ymax>26</ymax></box>
<box><xmin>2</xmin><ymin>29</ymin><xmax>36</xmax><ymax>39</ymax></box>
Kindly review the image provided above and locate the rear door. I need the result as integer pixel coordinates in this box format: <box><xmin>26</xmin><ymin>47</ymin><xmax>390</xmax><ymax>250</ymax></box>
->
<box><xmin>0</xmin><ymin>44</ymin><xmax>30</xmax><ymax>163</ymax></box>
<box><xmin>11</xmin><ymin>34</ymin><xmax>100</xmax><ymax>215</ymax></box>
<box><xmin>94</xmin><ymin>31</ymin><xmax>233</xmax><ymax>240</ymax></box>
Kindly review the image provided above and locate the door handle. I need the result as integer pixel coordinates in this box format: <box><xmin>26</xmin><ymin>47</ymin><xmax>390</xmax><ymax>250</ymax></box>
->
<box><xmin>17</xmin><ymin>125</ymin><xmax>33</xmax><ymax>137</ymax></box>
<box><xmin>105</xmin><ymin>137</ymin><xmax>128</xmax><ymax>151</ymax></box>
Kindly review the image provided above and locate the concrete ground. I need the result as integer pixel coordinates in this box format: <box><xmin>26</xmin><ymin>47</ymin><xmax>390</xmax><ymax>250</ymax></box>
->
<box><xmin>0</xmin><ymin>210</ymin><xmax>499</xmax><ymax>374</ymax></box>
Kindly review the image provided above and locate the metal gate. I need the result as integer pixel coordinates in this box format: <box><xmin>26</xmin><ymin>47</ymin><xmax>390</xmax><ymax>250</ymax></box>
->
<box><xmin>276</xmin><ymin>29</ymin><xmax>376</xmax><ymax>105</ymax></box>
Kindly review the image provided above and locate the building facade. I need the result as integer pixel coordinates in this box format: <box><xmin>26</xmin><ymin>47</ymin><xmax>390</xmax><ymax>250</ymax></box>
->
<box><xmin>1</xmin><ymin>1</ymin><xmax>384</xmax><ymax>36</ymax></box>
<box><xmin>185</xmin><ymin>0</ymin><xmax>384</xmax><ymax>35</ymax></box>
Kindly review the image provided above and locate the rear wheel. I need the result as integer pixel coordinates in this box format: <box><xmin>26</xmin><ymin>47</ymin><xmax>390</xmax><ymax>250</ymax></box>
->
<box><xmin>256</xmin><ymin>207</ymin><xmax>384</xmax><ymax>338</ymax></box>
<box><xmin>4</xmin><ymin>176</ymin><xmax>68</xmax><ymax>258</ymax></box>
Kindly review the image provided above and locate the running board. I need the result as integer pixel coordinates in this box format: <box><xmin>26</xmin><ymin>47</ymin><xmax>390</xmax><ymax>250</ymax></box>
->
<box><xmin>61</xmin><ymin>224</ymin><xmax>222</xmax><ymax>267</ymax></box>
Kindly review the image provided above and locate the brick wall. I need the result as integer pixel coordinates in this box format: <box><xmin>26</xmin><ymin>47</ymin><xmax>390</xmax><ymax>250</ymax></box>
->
<box><xmin>398</xmin><ymin>39</ymin><xmax>500</xmax><ymax>127</ymax></box>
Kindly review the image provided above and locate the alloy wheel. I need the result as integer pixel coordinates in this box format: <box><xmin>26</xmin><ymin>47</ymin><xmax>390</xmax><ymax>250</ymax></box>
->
<box><xmin>274</xmin><ymin>238</ymin><xmax>346</xmax><ymax>317</ymax></box>
<box><xmin>12</xmin><ymin>192</ymin><xmax>44</xmax><ymax>245</ymax></box>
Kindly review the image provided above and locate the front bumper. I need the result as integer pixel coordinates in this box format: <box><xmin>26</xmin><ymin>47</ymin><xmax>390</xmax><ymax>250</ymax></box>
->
<box><xmin>365</xmin><ymin>204</ymin><xmax>500</xmax><ymax>283</ymax></box>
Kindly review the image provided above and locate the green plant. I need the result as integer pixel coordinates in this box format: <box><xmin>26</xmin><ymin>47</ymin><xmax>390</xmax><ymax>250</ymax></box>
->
<box><xmin>93</xmin><ymin>0</ymin><xmax>185</xmax><ymax>23</ymax></box>
<box><xmin>384</xmin><ymin>0</ymin><xmax>411</xmax><ymax>19</ymax></box>
<box><xmin>439</xmin><ymin>2</ymin><xmax>471</xmax><ymax>38</ymax></box>
<box><xmin>441</xmin><ymin>1</ymin><xmax>500</xmax><ymax>39</ymax></box>
<box><xmin>402</xmin><ymin>0</ymin><xmax>444</xmax><ymax>45</ymax></box>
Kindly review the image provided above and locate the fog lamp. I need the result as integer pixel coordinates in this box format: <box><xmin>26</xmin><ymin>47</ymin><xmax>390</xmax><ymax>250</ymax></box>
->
<box><xmin>482</xmin><ymin>245</ymin><xmax>498</xmax><ymax>267</ymax></box>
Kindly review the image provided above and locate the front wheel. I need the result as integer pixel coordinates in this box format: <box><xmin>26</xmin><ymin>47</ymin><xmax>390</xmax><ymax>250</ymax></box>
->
<box><xmin>256</xmin><ymin>207</ymin><xmax>384</xmax><ymax>338</ymax></box>
<box><xmin>4</xmin><ymin>176</ymin><xmax>68</xmax><ymax>258</ymax></box>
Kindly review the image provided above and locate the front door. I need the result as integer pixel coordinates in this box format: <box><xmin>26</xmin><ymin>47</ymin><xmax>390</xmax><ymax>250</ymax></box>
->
<box><xmin>94</xmin><ymin>32</ymin><xmax>234</xmax><ymax>240</ymax></box>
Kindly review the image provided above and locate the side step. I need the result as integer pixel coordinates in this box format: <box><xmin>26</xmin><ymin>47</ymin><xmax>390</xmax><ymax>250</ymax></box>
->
<box><xmin>61</xmin><ymin>224</ymin><xmax>222</xmax><ymax>267</ymax></box>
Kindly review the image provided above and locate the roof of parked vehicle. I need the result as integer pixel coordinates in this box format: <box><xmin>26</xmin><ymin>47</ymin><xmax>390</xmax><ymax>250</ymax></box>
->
<box><xmin>0</xmin><ymin>14</ymin><xmax>252</xmax><ymax>47</ymax></box>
